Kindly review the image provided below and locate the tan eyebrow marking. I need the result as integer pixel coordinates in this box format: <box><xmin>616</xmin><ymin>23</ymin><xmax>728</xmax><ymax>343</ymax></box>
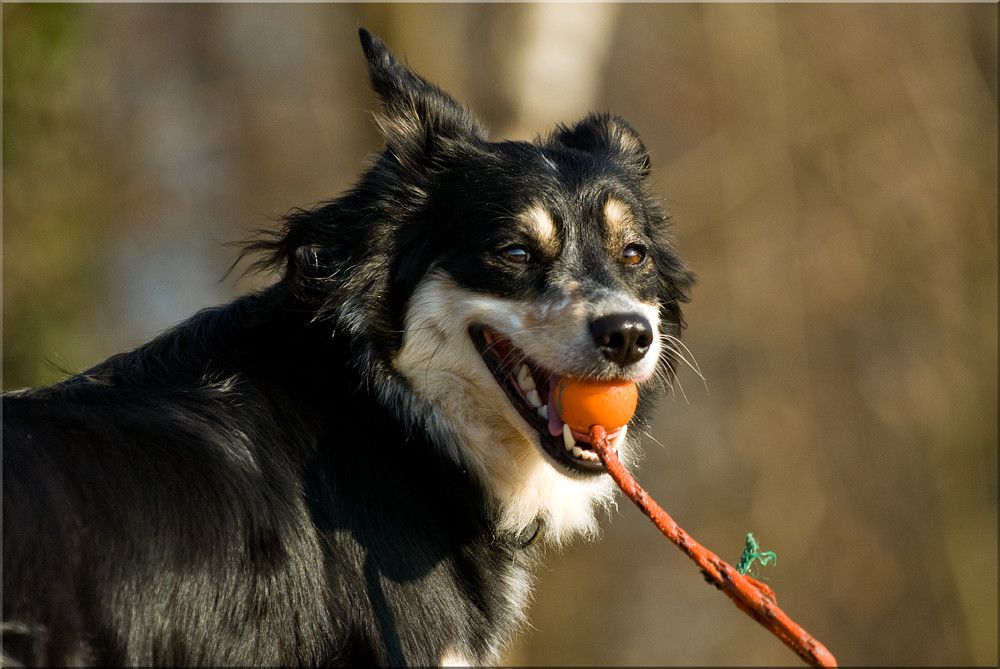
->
<box><xmin>519</xmin><ymin>205</ymin><xmax>562</xmax><ymax>258</ymax></box>
<box><xmin>523</xmin><ymin>206</ymin><xmax>556</xmax><ymax>243</ymax></box>
<box><xmin>604</xmin><ymin>198</ymin><xmax>634</xmax><ymax>236</ymax></box>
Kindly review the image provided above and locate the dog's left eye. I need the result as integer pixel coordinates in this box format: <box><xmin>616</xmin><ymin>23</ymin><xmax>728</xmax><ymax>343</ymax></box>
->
<box><xmin>621</xmin><ymin>244</ymin><xmax>646</xmax><ymax>266</ymax></box>
<box><xmin>500</xmin><ymin>245</ymin><xmax>532</xmax><ymax>264</ymax></box>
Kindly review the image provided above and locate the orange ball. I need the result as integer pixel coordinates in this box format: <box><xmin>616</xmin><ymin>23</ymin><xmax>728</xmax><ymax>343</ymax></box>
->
<box><xmin>555</xmin><ymin>377</ymin><xmax>638</xmax><ymax>432</ymax></box>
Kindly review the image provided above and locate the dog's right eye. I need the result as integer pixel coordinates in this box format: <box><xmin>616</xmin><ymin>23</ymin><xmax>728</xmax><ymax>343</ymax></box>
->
<box><xmin>499</xmin><ymin>245</ymin><xmax>531</xmax><ymax>264</ymax></box>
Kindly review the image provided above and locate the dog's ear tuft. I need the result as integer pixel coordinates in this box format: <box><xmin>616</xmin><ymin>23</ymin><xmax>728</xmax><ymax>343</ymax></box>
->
<box><xmin>548</xmin><ymin>113</ymin><xmax>651</xmax><ymax>177</ymax></box>
<box><xmin>359</xmin><ymin>29</ymin><xmax>487</xmax><ymax>170</ymax></box>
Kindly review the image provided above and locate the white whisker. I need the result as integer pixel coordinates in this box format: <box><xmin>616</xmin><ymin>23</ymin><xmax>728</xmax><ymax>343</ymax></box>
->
<box><xmin>637</xmin><ymin>425</ymin><xmax>668</xmax><ymax>453</ymax></box>
<box><xmin>659</xmin><ymin>333</ymin><xmax>709</xmax><ymax>399</ymax></box>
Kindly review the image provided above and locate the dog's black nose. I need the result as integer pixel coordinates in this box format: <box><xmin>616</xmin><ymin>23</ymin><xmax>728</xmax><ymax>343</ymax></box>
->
<box><xmin>590</xmin><ymin>313</ymin><xmax>654</xmax><ymax>367</ymax></box>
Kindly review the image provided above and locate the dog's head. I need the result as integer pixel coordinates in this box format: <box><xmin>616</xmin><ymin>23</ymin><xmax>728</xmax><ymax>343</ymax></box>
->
<box><xmin>274</xmin><ymin>30</ymin><xmax>694</xmax><ymax>543</ymax></box>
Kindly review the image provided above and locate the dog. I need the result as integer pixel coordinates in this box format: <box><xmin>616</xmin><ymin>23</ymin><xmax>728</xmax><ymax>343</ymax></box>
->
<box><xmin>2</xmin><ymin>29</ymin><xmax>694</xmax><ymax>666</ymax></box>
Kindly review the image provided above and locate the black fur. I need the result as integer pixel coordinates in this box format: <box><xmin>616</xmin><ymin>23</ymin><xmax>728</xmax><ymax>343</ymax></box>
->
<box><xmin>3</xmin><ymin>29</ymin><xmax>693</xmax><ymax>666</ymax></box>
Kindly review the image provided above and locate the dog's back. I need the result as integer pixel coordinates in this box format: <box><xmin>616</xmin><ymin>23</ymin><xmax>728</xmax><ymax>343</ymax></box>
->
<box><xmin>3</xmin><ymin>287</ymin><xmax>537</xmax><ymax>665</ymax></box>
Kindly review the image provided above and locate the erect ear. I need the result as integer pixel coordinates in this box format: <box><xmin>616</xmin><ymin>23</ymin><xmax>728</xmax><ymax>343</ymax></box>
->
<box><xmin>547</xmin><ymin>113</ymin><xmax>651</xmax><ymax>177</ymax></box>
<box><xmin>359</xmin><ymin>29</ymin><xmax>487</xmax><ymax>170</ymax></box>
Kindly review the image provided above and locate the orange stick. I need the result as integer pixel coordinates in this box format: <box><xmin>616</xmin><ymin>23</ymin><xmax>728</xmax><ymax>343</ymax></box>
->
<box><xmin>590</xmin><ymin>425</ymin><xmax>837</xmax><ymax>668</ymax></box>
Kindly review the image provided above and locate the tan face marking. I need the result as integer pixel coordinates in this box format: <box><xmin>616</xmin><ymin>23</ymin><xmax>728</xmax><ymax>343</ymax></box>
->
<box><xmin>522</xmin><ymin>206</ymin><xmax>560</xmax><ymax>257</ymax></box>
<box><xmin>604</xmin><ymin>198</ymin><xmax>634</xmax><ymax>237</ymax></box>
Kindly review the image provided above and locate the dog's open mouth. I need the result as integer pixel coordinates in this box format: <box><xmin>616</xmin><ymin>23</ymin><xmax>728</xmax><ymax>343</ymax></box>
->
<box><xmin>470</xmin><ymin>327</ymin><xmax>628</xmax><ymax>474</ymax></box>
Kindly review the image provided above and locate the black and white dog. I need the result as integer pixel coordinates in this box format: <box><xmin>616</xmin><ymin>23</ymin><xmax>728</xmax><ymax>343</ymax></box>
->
<box><xmin>2</xmin><ymin>29</ymin><xmax>694</xmax><ymax>666</ymax></box>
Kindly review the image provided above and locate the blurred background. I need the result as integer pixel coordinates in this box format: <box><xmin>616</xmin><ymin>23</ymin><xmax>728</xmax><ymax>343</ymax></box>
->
<box><xmin>3</xmin><ymin>3</ymin><xmax>997</xmax><ymax>666</ymax></box>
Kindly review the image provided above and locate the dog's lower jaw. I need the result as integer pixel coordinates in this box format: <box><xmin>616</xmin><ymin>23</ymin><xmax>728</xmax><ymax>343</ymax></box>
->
<box><xmin>477</xmin><ymin>421</ymin><xmax>619</xmax><ymax>547</ymax></box>
<box><xmin>384</xmin><ymin>370</ymin><xmax>618</xmax><ymax>548</ymax></box>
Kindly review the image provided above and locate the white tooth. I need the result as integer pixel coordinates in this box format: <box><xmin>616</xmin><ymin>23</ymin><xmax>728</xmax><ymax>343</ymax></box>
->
<box><xmin>563</xmin><ymin>424</ymin><xmax>575</xmax><ymax>451</ymax></box>
<box><xmin>537</xmin><ymin>405</ymin><xmax>548</xmax><ymax>420</ymax></box>
<box><xmin>610</xmin><ymin>425</ymin><xmax>628</xmax><ymax>452</ymax></box>
<box><xmin>526</xmin><ymin>389</ymin><xmax>542</xmax><ymax>408</ymax></box>
<box><xmin>516</xmin><ymin>364</ymin><xmax>536</xmax><ymax>391</ymax></box>
<box><xmin>580</xmin><ymin>449</ymin><xmax>599</xmax><ymax>461</ymax></box>
<box><xmin>572</xmin><ymin>445</ymin><xmax>584</xmax><ymax>457</ymax></box>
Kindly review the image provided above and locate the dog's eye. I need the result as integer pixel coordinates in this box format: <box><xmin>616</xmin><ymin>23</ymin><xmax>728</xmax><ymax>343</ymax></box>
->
<box><xmin>621</xmin><ymin>244</ymin><xmax>646</xmax><ymax>266</ymax></box>
<box><xmin>500</xmin><ymin>245</ymin><xmax>531</xmax><ymax>264</ymax></box>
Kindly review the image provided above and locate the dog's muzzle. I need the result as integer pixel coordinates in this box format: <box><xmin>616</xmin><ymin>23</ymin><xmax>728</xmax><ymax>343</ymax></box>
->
<box><xmin>470</xmin><ymin>315</ymin><xmax>651</xmax><ymax>475</ymax></box>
